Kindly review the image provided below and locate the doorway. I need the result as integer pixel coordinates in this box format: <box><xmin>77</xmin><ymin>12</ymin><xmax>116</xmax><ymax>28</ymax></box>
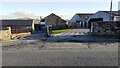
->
<box><xmin>88</xmin><ymin>18</ymin><xmax>103</xmax><ymax>28</ymax></box>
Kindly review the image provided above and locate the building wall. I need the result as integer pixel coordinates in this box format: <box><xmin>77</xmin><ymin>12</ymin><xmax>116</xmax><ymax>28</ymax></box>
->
<box><xmin>69</xmin><ymin>14</ymin><xmax>91</xmax><ymax>28</ymax></box>
<box><xmin>45</xmin><ymin>15</ymin><xmax>66</xmax><ymax>29</ymax></box>
<box><xmin>58</xmin><ymin>19</ymin><xmax>67</xmax><ymax>29</ymax></box>
<box><xmin>69</xmin><ymin>15</ymin><xmax>80</xmax><ymax>23</ymax></box>
<box><xmin>32</xmin><ymin>20</ymin><xmax>35</xmax><ymax>31</ymax></box>
<box><xmin>88</xmin><ymin>12</ymin><xmax>111</xmax><ymax>22</ymax></box>
<box><xmin>69</xmin><ymin>15</ymin><xmax>83</xmax><ymax>28</ymax></box>
<box><xmin>45</xmin><ymin>15</ymin><xmax>59</xmax><ymax>27</ymax></box>
<box><xmin>1</xmin><ymin>20</ymin><xmax>34</xmax><ymax>31</ymax></box>
<box><xmin>87</xmin><ymin>11</ymin><xmax>113</xmax><ymax>28</ymax></box>
<box><xmin>114</xmin><ymin>16</ymin><xmax>120</xmax><ymax>21</ymax></box>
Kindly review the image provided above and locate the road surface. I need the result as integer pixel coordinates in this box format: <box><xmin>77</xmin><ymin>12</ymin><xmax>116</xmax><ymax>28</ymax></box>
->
<box><xmin>2</xmin><ymin>29</ymin><xmax>119</xmax><ymax>66</ymax></box>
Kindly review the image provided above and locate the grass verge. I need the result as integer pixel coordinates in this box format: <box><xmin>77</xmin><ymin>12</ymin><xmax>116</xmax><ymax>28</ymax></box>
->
<box><xmin>52</xmin><ymin>29</ymin><xmax>72</xmax><ymax>34</ymax></box>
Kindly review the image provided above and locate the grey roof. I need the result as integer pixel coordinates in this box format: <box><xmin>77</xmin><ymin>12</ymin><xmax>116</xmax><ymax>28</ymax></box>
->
<box><xmin>44</xmin><ymin>13</ymin><xmax>66</xmax><ymax>22</ymax></box>
<box><xmin>44</xmin><ymin>13</ymin><xmax>61</xmax><ymax>19</ymax></box>
<box><xmin>76</xmin><ymin>13</ymin><xmax>93</xmax><ymax>21</ymax></box>
<box><xmin>1</xmin><ymin>19</ymin><xmax>33</xmax><ymax>26</ymax></box>
<box><xmin>100</xmin><ymin>11</ymin><xmax>120</xmax><ymax>16</ymax></box>
<box><xmin>76</xmin><ymin>13</ymin><xmax>94</xmax><ymax>17</ymax></box>
<box><xmin>76</xmin><ymin>13</ymin><xmax>94</xmax><ymax>20</ymax></box>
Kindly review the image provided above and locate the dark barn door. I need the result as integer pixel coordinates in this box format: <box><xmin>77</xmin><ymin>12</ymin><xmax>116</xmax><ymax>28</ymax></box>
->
<box><xmin>88</xmin><ymin>18</ymin><xmax>103</xmax><ymax>28</ymax></box>
<box><xmin>84</xmin><ymin>22</ymin><xmax>87</xmax><ymax>27</ymax></box>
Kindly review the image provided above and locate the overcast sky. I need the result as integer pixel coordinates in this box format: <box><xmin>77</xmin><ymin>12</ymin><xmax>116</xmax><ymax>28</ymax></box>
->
<box><xmin>0</xmin><ymin>1</ymin><xmax>119</xmax><ymax>20</ymax></box>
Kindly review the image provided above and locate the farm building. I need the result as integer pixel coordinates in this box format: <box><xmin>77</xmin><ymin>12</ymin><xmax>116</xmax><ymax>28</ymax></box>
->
<box><xmin>1</xmin><ymin>19</ymin><xmax>35</xmax><ymax>34</ymax></box>
<box><xmin>87</xmin><ymin>11</ymin><xmax>120</xmax><ymax>28</ymax></box>
<box><xmin>43</xmin><ymin>13</ymin><xmax>67</xmax><ymax>29</ymax></box>
<box><xmin>39</xmin><ymin>19</ymin><xmax>46</xmax><ymax>31</ymax></box>
<box><xmin>69</xmin><ymin>13</ymin><xmax>94</xmax><ymax>28</ymax></box>
<box><xmin>0</xmin><ymin>19</ymin><xmax>35</xmax><ymax>40</ymax></box>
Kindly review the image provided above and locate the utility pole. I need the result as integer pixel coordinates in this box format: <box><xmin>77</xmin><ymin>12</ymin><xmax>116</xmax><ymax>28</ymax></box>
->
<box><xmin>110</xmin><ymin>0</ymin><xmax>112</xmax><ymax>21</ymax></box>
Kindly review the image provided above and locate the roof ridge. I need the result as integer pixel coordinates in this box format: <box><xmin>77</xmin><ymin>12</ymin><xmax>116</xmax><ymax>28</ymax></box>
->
<box><xmin>76</xmin><ymin>13</ymin><xmax>94</xmax><ymax>14</ymax></box>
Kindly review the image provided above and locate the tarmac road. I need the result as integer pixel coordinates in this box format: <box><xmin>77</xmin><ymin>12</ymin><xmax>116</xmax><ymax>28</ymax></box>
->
<box><xmin>2</xmin><ymin>29</ymin><xmax>119</xmax><ymax>66</ymax></box>
<box><xmin>2</xmin><ymin>43</ymin><xmax>118</xmax><ymax>66</ymax></box>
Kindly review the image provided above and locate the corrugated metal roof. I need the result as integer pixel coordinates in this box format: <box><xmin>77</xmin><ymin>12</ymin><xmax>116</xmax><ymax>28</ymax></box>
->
<box><xmin>76</xmin><ymin>13</ymin><xmax>94</xmax><ymax>20</ymax></box>
<box><xmin>44</xmin><ymin>13</ymin><xmax>66</xmax><ymax>22</ymax></box>
<box><xmin>100</xmin><ymin>11</ymin><xmax>120</xmax><ymax>16</ymax></box>
<box><xmin>1</xmin><ymin>19</ymin><xmax>33</xmax><ymax>26</ymax></box>
<box><xmin>44</xmin><ymin>13</ymin><xmax>61</xmax><ymax>19</ymax></box>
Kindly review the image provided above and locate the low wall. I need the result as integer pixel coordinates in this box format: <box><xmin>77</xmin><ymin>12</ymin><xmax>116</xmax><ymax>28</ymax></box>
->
<box><xmin>0</xmin><ymin>27</ymin><xmax>32</xmax><ymax>41</ymax></box>
<box><xmin>91</xmin><ymin>21</ymin><xmax>120</xmax><ymax>35</ymax></box>
<box><xmin>0</xmin><ymin>28</ymin><xmax>11</xmax><ymax>41</ymax></box>
<box><xmin>11</xmin><ymin>32</ymin><xmax>31</xmax><ymax>39</ymax></box>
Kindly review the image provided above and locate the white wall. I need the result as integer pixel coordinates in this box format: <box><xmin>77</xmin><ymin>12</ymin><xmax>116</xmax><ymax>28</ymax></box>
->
<box><xmin>114</xmin><ymin>16</ymin><xmax>120</xmax><ymax>21</ymax></box>
<box><xmin>40</xmin><ymin>22</ymin><xmax>45</xmax><ymax>25</ymax></box>
<box><xmin>69</xmin><ymin>14</ymin><xmax>80</xmax><ymax>22</ymax></box>
<box><xmin>88</xmin><ymin>11</ymin><xmax>111</xmax><ymax>21</ymax></box>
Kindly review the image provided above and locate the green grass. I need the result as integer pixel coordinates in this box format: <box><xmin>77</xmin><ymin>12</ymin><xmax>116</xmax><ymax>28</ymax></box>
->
<box><xmin>52</xmin><ymin>29</ymin><xmax>72</xmax><ymax>34</ymax></box>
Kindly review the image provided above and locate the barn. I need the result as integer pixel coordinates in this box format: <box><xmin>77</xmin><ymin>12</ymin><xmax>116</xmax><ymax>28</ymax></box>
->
<box><xmin>43</xmin><ymin>13</ymin><xmax>67</xmax><ymax>29</ymax></box>
<box><xmin>87</xmin><ymin>11</ymin><xmax>120</xmax><ymax>28</ymax></box>
<box><xmin>69</xmin><ymin>13</ymin><xmax>93</xmax><ymax>28</ymax></box>
<box><xmin>1</xmin><ymin>19</ymin><xmax>35</xmax><ymax>34</ymax></box>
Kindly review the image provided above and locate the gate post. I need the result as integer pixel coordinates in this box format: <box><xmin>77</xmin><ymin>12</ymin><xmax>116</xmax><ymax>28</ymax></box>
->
<box><xmin>47</xmin><ymin>25</ymin><xmax>52</xmax><ymax>37</ymax></box>
<box><xmin>7</xmin><ymin>27</ymin><xmax>11</xmax><ymax>39</ymax></box>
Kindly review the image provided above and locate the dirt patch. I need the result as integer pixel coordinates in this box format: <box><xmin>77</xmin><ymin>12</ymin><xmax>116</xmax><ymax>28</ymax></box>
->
<box><xmin>2</xmin><ymin>40</ymin><xmax>44</xmax><ymax>50</ymax></box>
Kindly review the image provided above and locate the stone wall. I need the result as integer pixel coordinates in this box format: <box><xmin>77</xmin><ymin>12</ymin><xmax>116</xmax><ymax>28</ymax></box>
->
<box><xmin>0</xmin><ymin>27</ymin><xmax>11</xmax><ymax>41</ymax></box>
<box><xmin>44</xmin><ymin>13</ymin><xmax>67</xmax><ymax>29</ymax></box>
<box><xmin>91</xmin><ymin>21</ymin><xmax>120</xmax><ymax>35</ymax></box>
<box><xmin>0</xmin><ymin>27</ymin><xmax>31</xmax><ymax>41</ymax></box>
<box><xmin>11</xmin><ymin>32</ymin><xmax>31</xmax><ymax>39</ymax></box>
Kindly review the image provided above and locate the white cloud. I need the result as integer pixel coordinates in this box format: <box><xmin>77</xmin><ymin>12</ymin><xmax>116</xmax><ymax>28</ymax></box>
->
<box><xmin>57</xmin><ymin>12</ymin><xmax>73</xmax><ymax>20</ymax></box>
<box><xmin>0</xmin><ymin>11</ymin><xmax>40</xmax><ymax>19</ymax></box>
<box><xmin>59</xmin><ymin>14</ymin><xmax>72</xmax><ymax>20</ymax></box>
<box><xmin>0</xmin><ymin>11</ymin><xmax>72</xmax><ymax>20</ymax></box>
<box><xmin>10</xmin><ymin>11</ymin><xmax>36</xmax><ymax>17</ymax></box>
